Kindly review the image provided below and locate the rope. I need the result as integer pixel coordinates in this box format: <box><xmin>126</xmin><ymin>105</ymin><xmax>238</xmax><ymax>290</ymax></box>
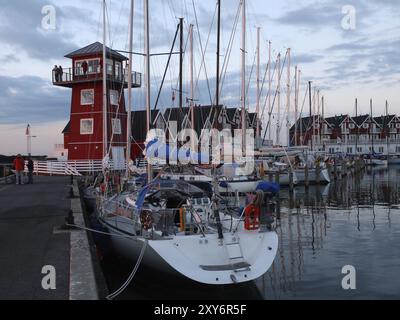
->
<box><xmin>106</xmin><ymin>239</ymin><xmax>148</xmax><ymax>300</ymax></box>
<box><xmin>66</xmin><ymin>223</ymin><xmax>137</xmax><ymax>240</ymax></box>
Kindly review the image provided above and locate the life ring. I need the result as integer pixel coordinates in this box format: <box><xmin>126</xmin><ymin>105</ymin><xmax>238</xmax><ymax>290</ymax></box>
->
<box><xmin>244</xmin><ymin>204</ymin><xmax>260</xmax><ymax>231</ymax></box>
<box><xmin>140</xmin><ymin>210</ymin><xmax>153</xmax><ymax>231</ymax></box>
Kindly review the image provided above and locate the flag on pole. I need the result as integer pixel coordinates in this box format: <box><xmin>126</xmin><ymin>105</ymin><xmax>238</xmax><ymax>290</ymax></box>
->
<box><xmin>26</xmin><ymin>124</ymin><xmax>30</xmax><ymax>136</ymax></box>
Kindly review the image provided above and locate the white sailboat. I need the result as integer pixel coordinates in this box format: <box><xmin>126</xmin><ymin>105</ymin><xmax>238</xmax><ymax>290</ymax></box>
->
<box><xmin>97</xmin><ymin>0</ymin><xmax>278</xmax><ymax>286</ymax></box>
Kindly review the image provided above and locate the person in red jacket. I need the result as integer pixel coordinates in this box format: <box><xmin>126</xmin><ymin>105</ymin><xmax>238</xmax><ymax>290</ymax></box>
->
<box><xmin>13</xmin><ymin>154</ymin><xmax>25</xmax><ymax>185</ymax></box>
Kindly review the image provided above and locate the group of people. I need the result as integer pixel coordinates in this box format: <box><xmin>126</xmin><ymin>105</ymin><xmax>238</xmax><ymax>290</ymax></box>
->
<box><xmin>53</xmin><ymin>65</ymin><xmax>64</xmax><ymax>82</ymax></box>
<box><xmin>13</xmin><ymin>154</ymin><xmax>34</xmax><ymax>185</ymax></box>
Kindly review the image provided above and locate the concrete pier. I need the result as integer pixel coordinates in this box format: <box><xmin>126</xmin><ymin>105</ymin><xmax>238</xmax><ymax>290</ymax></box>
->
<box><xmin>0</xmin><ymin>176</ymin><xmax>98</xmax><ymax>300</ymax></box>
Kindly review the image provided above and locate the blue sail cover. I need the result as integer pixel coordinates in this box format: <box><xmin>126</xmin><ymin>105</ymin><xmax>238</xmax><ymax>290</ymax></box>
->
<box><xmin>135</xmin><ymin>184</ymin><xmax>151</xmax><ymax>212</ymax></box>
<box><xmin>256</xmin><ymin>181</ymin><xmax>280</xmax><ymax>195</ymax></box>
<box><xmin>146</xmin><ymin>138</ymin><xmax>209</xmax><ymax>164</ymax></box>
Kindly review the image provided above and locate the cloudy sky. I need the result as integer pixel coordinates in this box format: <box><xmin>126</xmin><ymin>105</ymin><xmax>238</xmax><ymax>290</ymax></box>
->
<box><xmin>0</xmin><ymin>0</ymin><xmax>399</xmax><ymax>155</ymax></box>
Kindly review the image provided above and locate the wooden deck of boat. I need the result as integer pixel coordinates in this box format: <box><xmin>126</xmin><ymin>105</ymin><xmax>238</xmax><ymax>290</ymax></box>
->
<box><xmin>0</xmin><ymin>176</ymin><xmax>100</xmax><ymax>300</ymax></box>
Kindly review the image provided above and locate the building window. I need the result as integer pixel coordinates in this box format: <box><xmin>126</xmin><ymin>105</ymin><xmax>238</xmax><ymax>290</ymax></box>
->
<box><xmin>112</xmin><ymin>118</ymin><xmax>121</xmax><ymax>135</ymax></box>
<box><xmin>396</xmin><ymin>147</ymin><xmax>400</xmax><ymax>153</ymax></box>
<box><xmin>363</xmin><ymin>123</ymin><xmax>369</xmax><ymax>129</ymax></box>
<box><xmin>349</xmin><ymin>123</ymin><xmax>355</xmax><ymax>129</ymax></box>
<box><xmin>110</xmin><ymin>90</ymin><xmax>119</xmax><ymax>106</ymax></box>
<box><xmin>357</xmin><ymin>147</ymin><xmax>362</xmax><ymax>153</ymax></box>
<box><xmin>379</xmin><ymin>147</ymin><xmax>384</xmax><ymax>153</ymax></box>
<box><xmin>80</xmin><ymin>119</ymin><xmax>94</xmax><ymax>135</ymax></box>
<box><xmin>81</xmin><ymin>89</ymin><xmax>94</xmax><ymax>105</ymax></box>
<box><xmin>106</xmin><ymin>59</ymin><xmax>113</xmax><ymax>75</ymax></box>
<box><xmin>115</xmin><ymin>61</ymin><xmax>122</xmax><ymax>80</ymax></box>
<box><xmin>347</xmin><ymin>147</ymin><xmax>353</xmax><ymax>154</ymax></box>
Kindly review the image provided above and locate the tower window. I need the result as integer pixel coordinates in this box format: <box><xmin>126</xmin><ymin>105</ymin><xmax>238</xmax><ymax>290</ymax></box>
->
<box><xmin>110</xmin><ymin>90</ymin><xmax>119</xmax><ymax>106</ymax></box>
<box><xmin>112</xmin><ymin>119</ymin><xmax>122</xmax><ymax>135</ymax></box>
<box><xmin>80</xmin><ymin>118</ymin><xmax>94</xmax><ymax>135</ymax></box>
<box><xmin>81</xmin><ymin>89</ymin><xmax>94</xmax><ymax>105</ymax></box>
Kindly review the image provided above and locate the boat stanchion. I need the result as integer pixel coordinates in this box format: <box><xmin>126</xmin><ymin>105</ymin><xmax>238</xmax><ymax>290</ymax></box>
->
<box><xmin>305</xmin><ymin>165</ymin><xmax>309</xmax><ymax>189</ymax></box>
<box><xmin>274</xmin><ymin>172</ymin><xmax>280</xmax><ymax>185</ymax></box>
<box><xmin>289</xmin><ymin>169</ymin><xmax>294</xmax><ymax>192</ymax></box>
<box><xmin>268</xmin><ymin>172</ymin><xmax>273</xmax><ymax>183</ymax></box>
<box><xmin>316</xmin><ymin>162</ymin><xmax>321</xmax><ymax>185</ymax></box>
<box><xmin>333</xmin><ymin>160</ymin><xmax>338</xmax><ymax>180</ymax></box>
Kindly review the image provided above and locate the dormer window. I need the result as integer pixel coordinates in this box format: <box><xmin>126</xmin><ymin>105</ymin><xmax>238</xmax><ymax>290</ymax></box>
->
<box><xmin>363</xmin><ymin>123</ymin><xmax>369</xmax><ymax>129</ymax></box>
<box><xmin>349</xmin><ymin>123</ymin><xmax>355</xmax><ymax>129</ymax></box>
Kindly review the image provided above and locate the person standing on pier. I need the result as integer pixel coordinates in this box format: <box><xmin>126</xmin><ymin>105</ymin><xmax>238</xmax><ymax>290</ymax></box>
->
<box><xmin>13</xmin><ymin>154</ymin><xmax>25</xmax><ymax>185</ymax></box>
<box><xmin>27</xmin><ymin>158</ymin><xmax>34</xmax><ymax>184</ymax></box>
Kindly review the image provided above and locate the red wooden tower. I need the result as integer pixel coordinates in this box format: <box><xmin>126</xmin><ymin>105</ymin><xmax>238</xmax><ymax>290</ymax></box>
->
<box><xmin>53</xmin><ymin>42</ymin><xmax>141</xmax><ymax>161</ymax></box>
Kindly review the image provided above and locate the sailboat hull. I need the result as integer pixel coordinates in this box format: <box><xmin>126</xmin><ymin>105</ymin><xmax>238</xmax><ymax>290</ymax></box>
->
<box><xmin>99</xmin><ymin>216</ymin><xmax>278</xmax><ymax>285</ymax></box>
<box><xmin>295</xmin><ymin>168</ymin><xmax>331</xmax><ymax>185</ymax></box>
<box><xmin>218</xmin><ymin>179</ymin><xmax>263</xmax><ymax>194</ymax></box>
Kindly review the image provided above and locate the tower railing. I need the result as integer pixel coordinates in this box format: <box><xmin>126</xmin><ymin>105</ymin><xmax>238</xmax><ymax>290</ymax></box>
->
<box><xmin>52</xmin><ymin>68</ymin><xmax>142</xmax><ymax>87</ymax></box>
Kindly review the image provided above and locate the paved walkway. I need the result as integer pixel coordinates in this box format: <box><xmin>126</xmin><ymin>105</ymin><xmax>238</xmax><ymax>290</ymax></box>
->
<box><xmin>0</xmin><ymin>176</ymin><xmax>71</xmax><ymax>300</ymax></box>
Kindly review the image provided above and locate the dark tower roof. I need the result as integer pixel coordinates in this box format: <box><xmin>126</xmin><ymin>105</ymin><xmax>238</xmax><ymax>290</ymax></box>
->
<box><xmin>65</xmin><ymin>42</ymin><xmax>128</xmax><ymax>61</ymax></box>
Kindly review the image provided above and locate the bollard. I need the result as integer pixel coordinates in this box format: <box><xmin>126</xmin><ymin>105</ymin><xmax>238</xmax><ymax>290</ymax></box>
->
<box><xmin>68</xmin><ymin>186</ymin><xmax>75</xmax><ymax>199</ymax></box>
<box><xmin>66</xmin><ymin>209</ymin><xmax>75</xmax><ymax>225</ymax></box>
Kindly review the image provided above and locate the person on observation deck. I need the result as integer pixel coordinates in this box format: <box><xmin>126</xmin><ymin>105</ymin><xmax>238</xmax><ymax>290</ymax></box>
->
<box><xmin>58</xmin><ymin>66</ymin><xmax>63</xmax><ymax>81</ymax></box>
<box><xmin>82</xmin><ymin>61</ymin><xmax>88</xmax><ymax>75</ymax></box>
<box><xmin>53</xmin><ymin>65</ymin><xmax>60</xmax><ymax>82</ymax></box>
<box><xmin>13</xmin><ymin>154</ymin><xmax>25</xmax><ymax>185</ymax></box>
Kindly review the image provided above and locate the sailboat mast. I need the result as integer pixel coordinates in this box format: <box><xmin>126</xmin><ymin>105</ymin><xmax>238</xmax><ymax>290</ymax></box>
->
<box><xmin>144</xmin><ymin>0</ymin><xmax>152</xmax><ymax>181</ymax></box>
<box><xmin>370</xmin><ymin>98</ymin><xmax>374</xmax><ymax>153</ymax></box>
<box><xmin>294</xmin><ymin>65</ymin><xmax>298</xmax><ymax>146</ymax></box>
<box><xmin>216</xmin><ymin>0</ymin><xmax>221</xmax><ymax>111</ymax></box>
<box><xmin>355</xmin><ymin>98</ymin><xmax>358</xmax><ymax>155</ymax></box>
<box><xmin>189</xmin><ymin>23</ymin><xmax>195</xmax><ymax>149</ymax></box>
<box><xmin>286</xmin><ymin>48</ymin><xmax>291</xmax><ymax>147</ymax></box>
<box><xmin>241</xmin><ymin>0</ymin><xmax>246</xmax><ymax>153</ymax></box>
<box><xmin>317</xmin><ymin>89</ymin><xmax>320</xmax><ymax>146</ymax></box>
<box><xmin>102</xmin><ymin>0</ymin><xmax>108</xmax><ymax>159</ymax></box>
<box><xmin>256</xmin><ymin>27</ymin><xmax>261</xmax><ymax>140</ymax></box>
<box><xmin>179</xmin><ymin>18</ymin><xmax>184</xmax><ymax>110</ymax></box>
<box><xmin>308</xmin><ymin>81</ymin><xmax>312</xmax><ymax>150</ymax></box>
<box><xmin>276</xmin><ymin>53</ymin><xmax>281</xmax><ymax>146</ymax></box>
<box><xmin>126</xmin><ymin>0</ymin><xmax>134</xmax><ymax>178</ymax></box>
<box><xmin>268</xmin><ymin>41</ymin><xmax>272</xmax><ymax>142</ymax></box>
<box><xmin>386</xmin><ymin>100</ymin><xmax>389</xmax><ymax>157</ymax></box>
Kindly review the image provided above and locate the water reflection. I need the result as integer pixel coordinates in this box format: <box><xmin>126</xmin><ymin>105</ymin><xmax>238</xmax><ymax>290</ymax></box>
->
<box><xmin>258</xmin><ymin>165</ymin><xmax>400</xmax><ymax>300</ymax></box>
